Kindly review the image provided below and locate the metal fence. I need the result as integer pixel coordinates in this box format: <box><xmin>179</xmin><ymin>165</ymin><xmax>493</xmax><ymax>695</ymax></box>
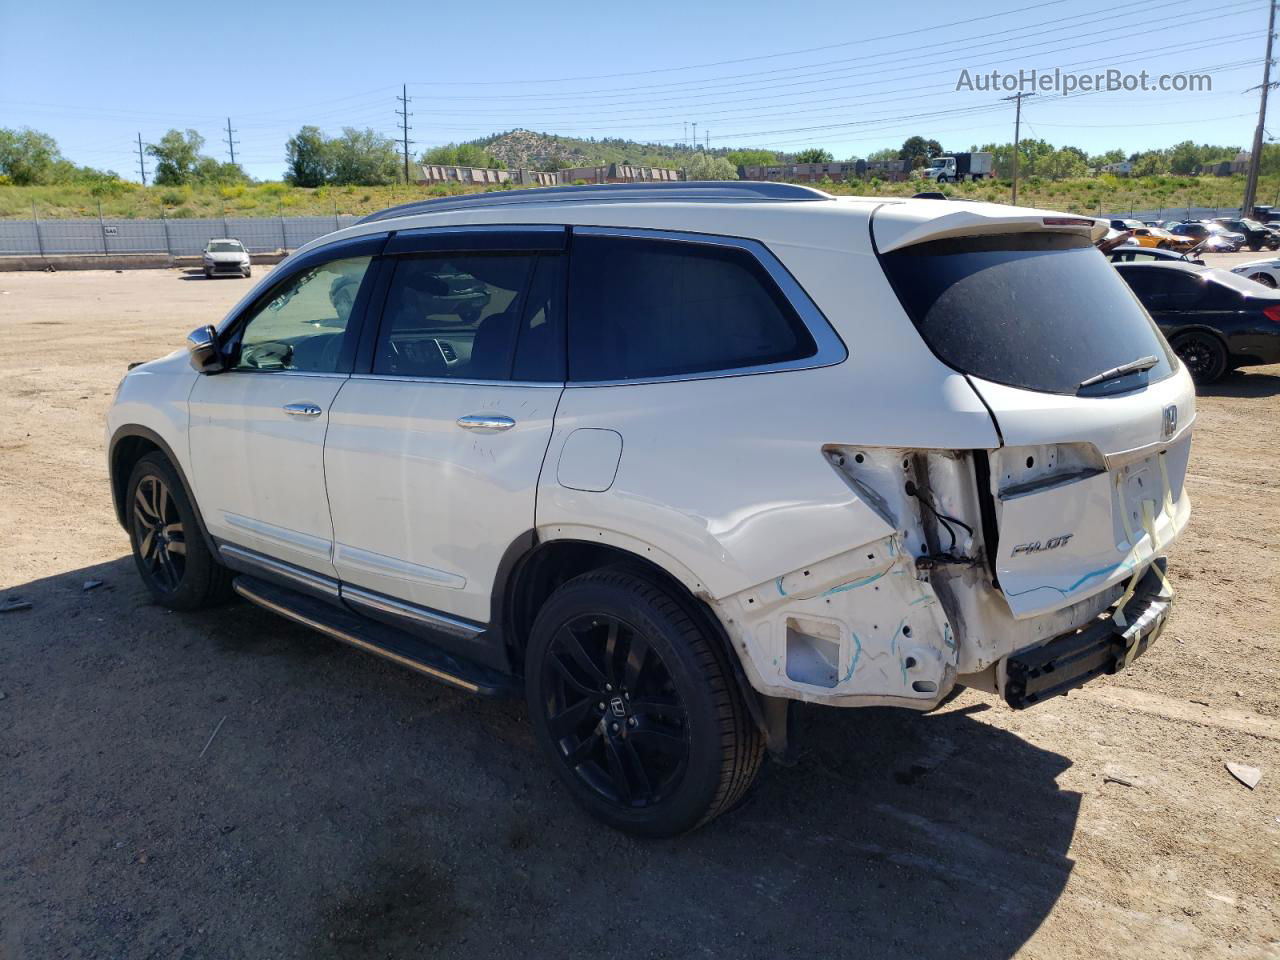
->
<box><xmin>0</xmin><ymin>215</ymin><xmax>363</xmax><ymax>258</ymax></box>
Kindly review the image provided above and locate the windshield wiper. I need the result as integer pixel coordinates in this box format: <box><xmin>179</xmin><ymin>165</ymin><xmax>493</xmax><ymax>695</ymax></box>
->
<box><xmin>1078</xmin><ymin>354</ymin><xmax>1159</xmax><ymax>390</ymax></box>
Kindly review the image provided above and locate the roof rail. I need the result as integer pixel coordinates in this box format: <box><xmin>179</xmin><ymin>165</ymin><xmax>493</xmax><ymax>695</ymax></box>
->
<box><xmin>357</xmin><ymin>181</ymin><xmax>833</xmax><ymax>224</ymax></box>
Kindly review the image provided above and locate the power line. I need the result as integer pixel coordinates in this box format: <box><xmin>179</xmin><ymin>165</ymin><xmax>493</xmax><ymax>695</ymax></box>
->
<box><xmin>1003</xmin><ymin>92</ymin><xmax>1035</xmax><ymax>203</ymax></box>
<box><xmin>135</xmin><ymin>132</ymin><xmax>148</xmax><ymax>186</ymax></box>
<box><xmin>223</xmin><ymin>117</ymin><xmax>239</xmax><ymax>165</ymax></box>
<box><xmin>406</xmin><ymin>0</ymin><xmax>1077</xmax><ymax>86</ymax></box>
<box><xmin>1243</xmin><ymin>0</ymin><xmax>1276</xmax><ymax>213</ymax></box>
<box><xmin>395</xmin><ymin>84</ymin><xmax>414</xmax><ymax>184</ymax></box>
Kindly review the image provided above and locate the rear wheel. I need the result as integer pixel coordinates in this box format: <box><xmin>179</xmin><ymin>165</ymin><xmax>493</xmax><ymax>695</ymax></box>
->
<box><xmin>126</xmin><ymin>452</ymin><xmax>231</xmax><ymax>610</ymax></box>
<box><xmin>525</xmin><ymin>570</ymin><xmax>763</xmax><ymax>837</ymax></box>
<box><xmin>1172</xmin><ymin>331</ymin><xmax>1228</xmax><ymax>384</ymax></box>
<box><xmin>1248</xmin><ymin>272</ymin><xmax>1276</xmax><ymax>288</ymax></box>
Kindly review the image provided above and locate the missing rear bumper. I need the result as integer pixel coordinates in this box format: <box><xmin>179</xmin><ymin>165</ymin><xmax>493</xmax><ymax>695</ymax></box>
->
<box><xmin>1003</xmin><ymin>559</ymin><xmax>1171</xmax><ymax>709</ymax></box>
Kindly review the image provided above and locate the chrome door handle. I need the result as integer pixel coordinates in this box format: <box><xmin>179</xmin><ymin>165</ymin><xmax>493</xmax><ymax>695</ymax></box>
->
<box><xmin>283</xmin><ymin>402</ymin><xmax>323</xmax><ymax>418</ymax></box>
<box><xmin>456</xmin><ymin>414</ymin><xmax>515</xmax><ymax>432</ymax></box>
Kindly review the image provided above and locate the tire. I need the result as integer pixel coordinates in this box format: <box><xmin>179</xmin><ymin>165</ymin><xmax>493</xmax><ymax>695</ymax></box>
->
<box><xmin>525</xmin><ymin>569</ymin><xmax>764</xmax><ymax>837</ymax></box>
<box><xmin>1249</xmin><ymin>242</ymin><xmax>1263</xmax><ymax>252</ymax></box>
<box><xmin>126</xmin><ymin>452</ymin><xmax>232</xmax><ymax>610</ymax></box>
<box><xmin>1172</xmin><ymin>331</ymin><xmax>1229</xmax><ymax>384</ymax></box>
<box><xmin>1248</xmin><ymin>272</ymin><xmax>1277</xmax><ymax>288</ymax></box>
<box><xmin>243</xmin><ymin>267</ymin><xmax>252</xmax><ymax>278</ymax></box>
<box><xmin>203</xmin><ymin>268</ymin><xmax>212</xmax><ymax>279</ymax></box>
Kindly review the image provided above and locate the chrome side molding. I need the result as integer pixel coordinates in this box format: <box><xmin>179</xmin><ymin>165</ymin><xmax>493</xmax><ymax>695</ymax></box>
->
<box><xmin>218</xmin><ymin>543</ymin><xmax>340</xmax><ymax>598</ymax></box>
<box><xmin>339</xmin><ymin>584</ymin><xmax>482</xmax><ymax>641</ymax></box>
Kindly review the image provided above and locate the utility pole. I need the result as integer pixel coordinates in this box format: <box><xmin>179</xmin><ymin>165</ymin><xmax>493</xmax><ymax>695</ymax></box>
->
<box><xmin>1002</xmin><ymin>92</ymin><xmax>1034</xmax><ymax>205</ymax></box>
<box><xmin>396</xmin><ymin>84</ymin><xmax>414</xmax><ymax>184</ymax></box>
<box><xmin>136</xmin><ymin>132</ymin><xmax>148</xmax><ymax>186</ymax></box>
<box><xmin>693</xmin><ymin>122</ymin><xmax>698</xmax><ymax>149</ymax></box>
<box><xmin>683</xmin><ymin>122</ymin><xmax>688</xmax><ymax>148</ymax></box>
<box><xmin>1243</xmin><ymin>0</ymin><xmax>1277</xmax><ymax>216</ymax></box>
<box><xmin>223</xmin><ymin>118</ymin><xmax>239</xmax><ymax>166</ymax></box>
<box><xmin>705</xmin><ymin>130</ymin><xmax>710</xmax><ymax>151</ymax></box>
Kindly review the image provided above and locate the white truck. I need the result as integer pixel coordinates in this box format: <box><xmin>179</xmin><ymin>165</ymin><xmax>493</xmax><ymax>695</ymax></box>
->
<box><xmin>921</xmin><ymin>152</ymin><xmax>994</xmax><ymax>183</ymax></box>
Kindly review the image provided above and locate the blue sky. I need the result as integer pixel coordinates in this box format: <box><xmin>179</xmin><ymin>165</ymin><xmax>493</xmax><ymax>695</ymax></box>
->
<box><xmin>0</xmin><ymin>0</ymin><xmax>1269</xmax><ymax>181</ymax></box>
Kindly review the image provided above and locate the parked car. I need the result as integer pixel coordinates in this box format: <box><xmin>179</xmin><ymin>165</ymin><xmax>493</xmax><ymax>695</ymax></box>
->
<box><xmin>1109</xmin><ymin>217</ymin><xmax>1147</xmax><ymax>232</ymax></box>
<box><xmin>108</xmin><ymin>185</ymin><xmax>1193</xmax><ymax>836</ymax></box>
<box><xmin>1127</xmin><ymin>226</ymin><xmax>1198</xmax><ymax>252</ymax></box>
<box><xmin>202</xmin><ymin>238</ymin><xmax>251</xmax><ymax>278</ymax></box>
<box><xmin>1168</xmin><ymin>222</ymin><xmax>1245</xmax><ymax>251</ymax></box>
<box><xmin>1114</xmin><ymin>261</ymin><xmax>1280</xmax><ymax>381</ymax></box>
<box><xmin>1213</xmin><ymin>218</ymin><xmax>1278</xmax><ymax>252</ymax></box>
<box><xmin>1109</xmin><ymin>246</ymin><xmax>1204</xmax><ymax>265</ymax></box>
<box><xmin>1227</xmin><ymin>256</ymin><xmax>1280</xmax><ymax>288</ymax></box>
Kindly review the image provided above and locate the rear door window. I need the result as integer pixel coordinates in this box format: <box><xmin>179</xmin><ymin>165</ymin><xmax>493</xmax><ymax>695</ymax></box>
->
<box><xmin>566</xmin><ymin>234</ymin><xmax>816</xmax><ymax>382</ymax></box>
<box><xmin>373</xmin><ymin>253</ymin><xmax>564</xmax><ymax>382</ymax></box>
<box><xmin>879</xmin><ymin>231</ymin><xmax>1175</xmax><ymax>395</ymax></box>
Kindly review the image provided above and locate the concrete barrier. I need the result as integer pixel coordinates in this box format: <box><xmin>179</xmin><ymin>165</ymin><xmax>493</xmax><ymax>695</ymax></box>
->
<box><xmin>0</xmin><ymin>252</ymin><xmax>288</xmax><ymax>273</ymax></box>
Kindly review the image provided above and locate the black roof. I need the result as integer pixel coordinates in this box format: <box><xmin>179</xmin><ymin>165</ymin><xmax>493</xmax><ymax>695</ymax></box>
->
<box><xmin>357</xmin><ymin>181</ymin><xmax>833</xmax><ymax>225</ymax></box>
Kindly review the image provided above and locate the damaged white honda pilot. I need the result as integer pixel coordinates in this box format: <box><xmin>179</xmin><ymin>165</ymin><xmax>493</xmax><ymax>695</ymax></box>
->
<box><xmin>107</xmin><ymin>183</ymin><xmax>1193</xmax><ymax>836</ymax></box>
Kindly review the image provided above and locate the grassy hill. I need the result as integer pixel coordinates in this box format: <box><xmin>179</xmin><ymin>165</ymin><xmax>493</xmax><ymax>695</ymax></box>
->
<box><xmin>0</xmin><ymin>172</ymin><xmax>1272</xmax><ymax>222</ymax></box>
<box><xmin>471</xmin><ymin>129</ymin><xmax>719</xmax><ymax>171</ymax></box>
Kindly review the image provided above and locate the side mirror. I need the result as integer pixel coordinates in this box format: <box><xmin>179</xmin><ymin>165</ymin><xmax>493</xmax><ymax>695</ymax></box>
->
<box><xmin>187</xmin><ymin>325</ymin><xmax>225</xmax><ymax>374</ymax></box>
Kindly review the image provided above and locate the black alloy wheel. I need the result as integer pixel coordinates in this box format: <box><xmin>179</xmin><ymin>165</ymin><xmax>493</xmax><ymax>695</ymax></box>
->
<box><xmin>126</xmin><ymin>452</ymin><xmax>232</xmax><ymax>610</ymax></box>
<box><xmin>132</xmin><ymin>474</ymin><xmax>187</xmax><ymax>592</ymax></box>
<box><xmin>525</xmin><ymin>570</ymin><xmax>764</xmax><ymax>837</ymax></box>
<box><xmin>1173</xmin><ymin>331</ymin><xmax>1228</xmax><ymax>383</ymax></box>
<box><xmin>540</xmin><ymin>612</ymin><xmax>690</xmax><ymax>809</ymax></box>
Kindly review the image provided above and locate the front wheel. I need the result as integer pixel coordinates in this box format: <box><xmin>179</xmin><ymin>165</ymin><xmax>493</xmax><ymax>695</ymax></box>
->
<box><xmin>525</xmin><ymin>570</ymin><xmax>763</xmax><ymax>837</ymax></box>
<box><xmin>1248</xmin><ymin>272</ymin><xmax>1277</xmax><ymax>288</ymax></box>
<box><xmin>1172</xmin><ymin>331</ymin><xmax>1228</xmax><ymax>384</ymax></box>
<box><xmin>126</xmin><ymin>452</ymin><xmax>232</xmax><ymax>609</ymax></box>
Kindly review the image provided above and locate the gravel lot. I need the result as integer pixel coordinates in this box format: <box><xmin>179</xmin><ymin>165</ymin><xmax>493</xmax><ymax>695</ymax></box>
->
<box><xmin>1</xmin><ymin>263</ymin><xmax>1277</xmax><ymax>960</ymax></box>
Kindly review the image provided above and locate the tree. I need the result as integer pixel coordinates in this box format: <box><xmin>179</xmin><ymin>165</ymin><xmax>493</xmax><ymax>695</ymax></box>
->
<box><xmin>0</xmin><ymin>127</ymin><xmax>62</xmax><ymax>185</ymax></box>
<box><xmin>194</xmin><ymin>157</ymin><xmax>249</xmax><ymax>184</ymax></box>
<box><xmin>421</xmin><ymin>143</ymin><xmax>503</xmax><ymax>169</ymax></box>
<box><xmin>898</xmin><ymin>136</ymin><xmax>944</xmax><ymax>169</ymax></box>
<box><xmin>794</xmin><ymin>148</ymin><xmax>833</xmax><ymax>164</ymax></box>
<box><xmin>147</xmin><ymin>129</ymin><xmax>205</xmax><ymax>185</ymax></box>
<box><xmin>726</xmin><ymin>148</ymin><xmax>777</xmax><ymax>168</ymax></box>
<box><xmin>285</xmin><ymin>126</ymin><xmax>332</xmax><ymax>187</ymax></box>
<box><xmin>684</xmin><ymin>152</ymin><xmax>738</xmax><ymax>180</ymax></box>
<box><xmin>866</xmin><ymin>147</ymin><xmax>899</xmax><ymax>162</ymax></box>
<box><xmin>1089</xmin><ymin>148</ymin><xmax>1126</xmax><ymax>169</ymax></box>
<box><xmin>1043</xmin><ymin>147</ymin><xmax>1087</xmax><ymax>180</ymax></box>
<box><xmin>329</xmin><ymin>128</ymin><xmax>400</xmax><ymax>185</ymax></box>
<box><xmin>1131</xmin><ymin>149</ymin><xmax>1170</xmax><ymax>177</ymax></box>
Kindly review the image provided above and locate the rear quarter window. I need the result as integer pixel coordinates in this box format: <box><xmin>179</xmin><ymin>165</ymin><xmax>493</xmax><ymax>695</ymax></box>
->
<box><xmin>566</xmin><ymin>235</ymin><xmax>817</xmax><ymax>382</ymax></box>
<box><xmin>879</xmin><ymin>231</ymin><xmax>1176</xmax><ymax>395</ymax></box>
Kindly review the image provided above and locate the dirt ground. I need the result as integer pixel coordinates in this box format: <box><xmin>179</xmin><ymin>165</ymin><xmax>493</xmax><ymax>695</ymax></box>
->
<box><xmin>0</xmin><ymin>262</ymin><xmax>1277</xmax><ymax>960</ymax></box>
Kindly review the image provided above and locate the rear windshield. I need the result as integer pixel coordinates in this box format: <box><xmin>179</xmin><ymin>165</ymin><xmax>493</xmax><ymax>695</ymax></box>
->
<box><xmin>879</xmin><ymin>232</ymin><xmax>1175</xmax><ymax>395</ymax></box>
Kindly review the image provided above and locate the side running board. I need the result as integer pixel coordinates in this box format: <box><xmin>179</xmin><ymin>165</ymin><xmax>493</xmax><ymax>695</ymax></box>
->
<box><xmin>232</xmin><ymin>575</ymin><xmax>517</xmax><ymax>697</ymax></box>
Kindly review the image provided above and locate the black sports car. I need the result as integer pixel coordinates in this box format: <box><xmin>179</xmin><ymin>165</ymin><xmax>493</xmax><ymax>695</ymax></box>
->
<box><xmin>1113</xmin><ymin>261</ymin><xmax>1280</xmax><ymax>382</ymax></box>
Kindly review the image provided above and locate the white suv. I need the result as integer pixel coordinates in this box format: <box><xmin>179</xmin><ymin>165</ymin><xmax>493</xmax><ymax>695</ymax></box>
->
<box><xmin>107</xmin><ymin>183</ymin><xmax>1194</xmax><ymax>836</ymax></box>
<box><xmin>202</xmin><ymin>238</ymin><xmax>251</xmax><ymax>279</ymax></box>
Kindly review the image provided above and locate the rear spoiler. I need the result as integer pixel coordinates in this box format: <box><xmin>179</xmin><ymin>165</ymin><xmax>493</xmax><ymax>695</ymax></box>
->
<box><xmin>875</xmin><ymin>204</ymin><xmax>1107</xmax><ymax>253</ymax></box>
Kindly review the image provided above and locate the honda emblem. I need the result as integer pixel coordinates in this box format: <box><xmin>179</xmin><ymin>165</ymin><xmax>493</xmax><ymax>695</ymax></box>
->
<box><xmin>1162</xmin><ymin>404</ymin><xmax>1178</xmax><ymax>440</ymax></box>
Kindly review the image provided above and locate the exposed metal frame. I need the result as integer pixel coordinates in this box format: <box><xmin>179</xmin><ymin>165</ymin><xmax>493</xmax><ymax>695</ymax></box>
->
<box><xmin>356</xmin><ymin>181</ymin><xmax>834</xmax><ymax>225</ymax></box>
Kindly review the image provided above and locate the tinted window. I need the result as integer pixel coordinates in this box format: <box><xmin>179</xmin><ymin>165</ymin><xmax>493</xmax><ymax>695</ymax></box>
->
<box><xmin>374</xmin><ymin>253</ymin><xmax>563</xmax><ymax>381</ymax></box>
<box><xmin>880</xmin><ymin>233</ymin><xmax>1175</xmax><ymax>395</ymax></box>
<box><xmin>1117</xmin><ymin>268</ymin><xmax>1205</xmax><ymax>310</ymax></box>
<box><xmin>234</xmin><ymin>256</ymin><xmax>371</xmax><ymax>373</ymax></box>
<box><xmin>567</xmin><ymin>235</ymin><xmax>816</xmax><ymax>382</ymax></box>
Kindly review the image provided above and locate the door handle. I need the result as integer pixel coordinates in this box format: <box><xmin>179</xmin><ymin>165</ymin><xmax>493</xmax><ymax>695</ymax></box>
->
<box><xmin>283</xmin><ymin>403</ymin><xmax>323</xmax><ymax>418</ymax></box>
<box><xmin>456</xmin><ymin>414</ymin><xmax>515</xmax><ymax>432</ymax></box>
